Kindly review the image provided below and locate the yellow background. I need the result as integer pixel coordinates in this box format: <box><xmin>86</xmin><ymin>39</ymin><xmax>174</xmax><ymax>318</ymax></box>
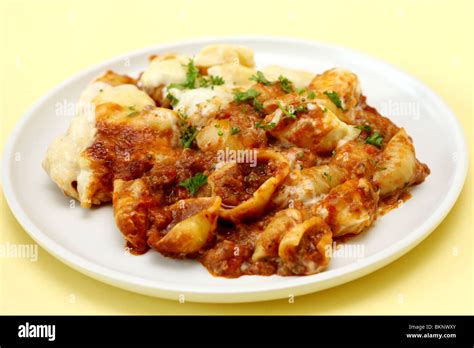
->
<box><xmin>0</xmin><ymin>0</ymin><xmax>472</xmax><ymax>314</ymax></box>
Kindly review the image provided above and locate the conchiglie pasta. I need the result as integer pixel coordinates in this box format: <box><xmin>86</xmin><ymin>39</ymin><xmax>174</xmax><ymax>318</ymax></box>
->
<box><xmin>272</xmin><ymin>164</ymin><xmax>346</xmax><ymax>208</ymax></box>
<box><xmin>278</xmin><ymin>216</ymin><xmax>333</xmax><ymax>275</ymax></box>
<box><xmin>263</xmin><ymin>102</ymin><xmax>360</xmax><ymax>154</ymax></box>
<box><xmin>309</xmin><ymin>68</ymin><xmax>362</xmax><ymax>123</ymax></box>
<box><xmin>312</xmin><ymin>178</ymin><xmax>379</xmax><ymax>237</ymax></box>
<box><xmin>196</xmin><ymin>118</ymin><xmax>245</xmax><ymax>152</ymax></box>
<box><xmin>194</xmin><ymin>44</ymin><xmax>255</xmax><ymax>68</ymax></box>
<box><xmin>207</xmin><ymin>64</ymin><xmax>256</xmax><ymax>88</ymax></box>
<box><xmin>148</xmin><ymin>196</ymin><xmax>222</xmax><ymax>257</ymax></box>
<box><xmin>209</xmin><ymin>150</ymin><xmax>290</xmax><ymax>221</ymax></box>
<box><xmin>113</xmin><ymin>178</ymin><xmax>152</xmax><ymax>254</ymax></box>
<box><xmin>260</xmin><ymin>65</ymin><xmax>315</xmax><ymax>89</ymax></box>
<box><xmin>252</xmin><ymin>209</ymin><xmax>303</xmax><ymax>262</ymax></box>
<box><xmin>373</xmin><ymin>128</ymin><xmax>418</xmax><ymax>196</ymax></box>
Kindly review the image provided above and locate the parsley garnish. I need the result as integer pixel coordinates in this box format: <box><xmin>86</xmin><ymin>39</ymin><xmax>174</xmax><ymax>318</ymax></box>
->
<box><xmin>126</xmin><ymin>106</ymin><xmax>139</xmax><ymax>117</ymax></box>
<box><xmin>234</xmin><ymin>88</ymin><xmax>260</xmax><ymax>102</ymax></box>
<box><xmin>296</xmin><ymin>87</ymin><xmax>306</xmax><ymax>95</ymax></box>
<box><xmin>230</xmin><ymin>127</ymin><xmax>240</xmax><ymax>135</ymax></box>
<box><xmin>200</xmin><ymin>75</ymin><xmax>225</xmax><ymax>88</ymax></box>
<box><xmin>182</xmin><ymin>59</ymin><xmax>200</xmax><ymax>89</ymax></box>
<box><xmin>365</xmin><ymin>131</ymin><xmax>384</xmax><ymax>148</ymax></box>
<box><xmin>324</xmin><ymin>90</ymin><xmax>347</xmax><ymax>111</ymax></box>
<box><xmin>180</xmin><ymin>125</ymin><xmax>198</xmax><ymax>149</ymax></box>
<box><xmin>278</xmin><ymin>75</ymin><xmax>294</xmax><ymax>93</ymax></box>
<box><xmin>234</xmin><ymin>88</ymin><xmax>263</xmax><ymax>111</ymax></box>
<box><xmin>277</xmin><ymin>102</ymin><xmax>307</xmax><ymax>120</ymax></box>
<box><xmin>355</xmin><ymin>125</ymin><xmax>372</xmax><ymax>132</ymax></box>
<box><xmin>178</xmin><ymin>172</ymin><xmax>208</xmax><ymax>196</ymax></box>
<box><xmin>166</xmin><ymin>92</ymin><xmax>179</xmax><ymax>107</ymax></box>
<box><xmin>323</xmin><ymin>172</ymin><xmax>332</xmax><ymax>182</ymax></box>
<box><xmin>307</xmin><ymin>90</ymin><xmax>316</xmax><ymax>99</ymax></box>
<box><xmin>250</xmin><ymin>71</ymin><xmax>272</xmax><ymax>85</ymax></box>
<box><xmin>255</xmin><ymin>121</ymin><xmax>276</xmax><ymax>130</ymax></box>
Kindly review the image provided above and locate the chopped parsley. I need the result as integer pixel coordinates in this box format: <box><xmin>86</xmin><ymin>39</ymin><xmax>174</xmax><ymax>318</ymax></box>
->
<box><xmin>278</xmin><ymin>75</ymin><xmax>294</xmax><ymax>93</ymax></box>
<box><xmin>355</xmin><ymin>125</ymin><xmax>372</xmax><ymax>132</ymax></box>
<box><xmin>178</xmin><ymin>172</ymin><xmax>208</xmax><ymax>196</ymax></box>
<box><xmin>182</xmin><ymin>58</ymin><xmax>200</xmax><ymax>89</ymax></box>
<box><xmin>255</xmin><ymin>121</ymin><xmax>276</xmax><ymax>130</ymax></box>
<box><xmin>180</xmin><ymin>125</ymin><xmax>198</xmax><ymax>149</ymax></box>
<box><xmin>277</xmin><ymin>102</ymin><xmax>307</xmax><ymax>120</ymax></box>
<box><xmin>200</xmin><ymin>75</ymin><xmax>225</xmax><ymax>88</ymax></box>
<box><xmin>324</xmin><ymin>90</ymin><xmax>347</xmax><ymax>111</ymax></box>
<box><xmin>365</xmin><ymin>131</ymin><xmax>384</xmax><ymax>148</ymax></box>
<box><xmin>126</xmin><ymin>106</ymin><xmax>139</xmax><ymax>117</ymax></box>
<box><xmin>323</xmin><ymin>172</ymin><xmax>332</xmax><ymax>182</ymax></box>
<box><xmin>307</xmin><ymin>90</ymin><xmax>316</xmax><ymax>99</ymax></box>
<box><xmin>166</xmin><ymin>92</ymin><xmax>179</xmax><ymax>107</ymax></box>
<box><xmin>177</xmin><ymin>111</ymin><xmax>188</xmax><ymax>120</ymax></box>
<box><xmin>234</xmin><ymin>88</ymin><xmax>263</xmax><ymax>111</ymax></box>
<box><xmin>250</xmin><ymin>71</ymin><xmax>272</xmax><ymax>85</ymax></box>
<box><xmin>230</xmin><ymin>127</ymin><xmax>240</xmax><ymax>135</ymax></box>
<box><xmin>234</xmin><ymin>88</ymin><xmax>260</xmax><ymax>103</ymax></box>
<box><xmin>296</xmin><ymin>87</ymin><xmax>306</xmax><ymax>95</ymax></box>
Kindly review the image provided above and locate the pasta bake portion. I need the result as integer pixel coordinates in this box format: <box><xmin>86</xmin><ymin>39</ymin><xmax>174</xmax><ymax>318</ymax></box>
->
<box><xmin>44</xmin><ymin>44</ymin><xmax>430</xmax><ymax>277</ymax></box>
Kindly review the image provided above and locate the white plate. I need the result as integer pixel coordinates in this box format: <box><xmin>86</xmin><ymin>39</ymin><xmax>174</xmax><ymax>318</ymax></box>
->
<box><xmin>2</xmin><ymin>37</ymin><xmax>468</xmax><ymax>303</ymax></box>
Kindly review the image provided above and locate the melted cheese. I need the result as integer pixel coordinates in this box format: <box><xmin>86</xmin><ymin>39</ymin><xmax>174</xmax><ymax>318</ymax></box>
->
<box><xmin>139</xmin><ymin>54</ymin><xmax>189</xmax><ymax>89</ymax></box>
<box><xmin>43</xmin><ymin>82</ymin><xmax>156</xmax><ymax>206</ymax></box>
<box><xmin>169</xmin><ymin>86</ymin><xmax>234</xmax><ymax>127</ymax></box>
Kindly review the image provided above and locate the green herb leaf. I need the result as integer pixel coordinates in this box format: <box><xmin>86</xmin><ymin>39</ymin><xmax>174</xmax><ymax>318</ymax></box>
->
<box><xmin>255</xmin><ymin>121</ymin><xmax>276</xmax><ymax>130</ymax></box>
<box><xmin>323</xmin><ymin>90</ymin><xmax>347</xmax><ymax>111</ymax></box>
<box><xmin>277</xmin><ymin>102</ymin><xmax>306</xmax><ymax>120</ymax></box>
<box><xmin>166</xmin><ymin>92</ymin><xmax>179</xmax><ymax>107</ymax></box>
<box><xmin>278</xmin><ymin>75</ymin><xmax>294</xmax><ymax>93</ymax></box>
<box><xmin>210</xmin><ymin>75</ymin><xmax>225</xmax><ymax>86</ymax></box>
<box><xmin>234</xmin><ymin>88</ymin><xmax>261</xmax><ymax>103</ymax></box>
<box><xmin>354</xmin><ymin>125</ymin><xmax>372</xmax><ymax>132</ymax></box>
<box><xmin>323</xmin><ymin>172</ymin><xmax>332</xmax><ymax>182</ymax></box>
<box><xmin>296</xmin><ymin>87</ymin><xmax>306</xmax><ymax>95</ymax></box>
<box><xmin>230</xmin><ymin>127</ymin><xmax>240</xmax><ymax>135</ymax></box>
<box><xmin>182</xmin><ymin>59</ymin><xmax>200</xmax><ymax>89</ymax></box>
<box><xmin>365</xmin><ymin>131</ymin><xmax>384</xmax><ymax>148</ymax></box>
<box><xmin>307</xmin><ymin>90</ymin><xmax>316</xmax><ymax>99</ymax></box>
<box><xmin>234</xmin><ymin>88</ymin><xmax>263</xmax><ymax>111</ymax></box>
<box><xmin>180</xmin><ymin>125</ymin><xmax>198</xmax><ymax>149</ymax></box>
<box><xmin>250</xmin><ymin>71</ymin><xmax>272</xmax><ymax>85</ymax></box>
<box><xmin>178</xmin><ymin>172</ymin><xmax>208</xmax><ymax>196</ymax></box>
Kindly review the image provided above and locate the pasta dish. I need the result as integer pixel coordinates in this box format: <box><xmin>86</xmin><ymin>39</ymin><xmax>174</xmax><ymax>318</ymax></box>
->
<box><xmin>43</xmin><ymin>44</ymin><xmax>430</xmax><ymax>277</ymax></box>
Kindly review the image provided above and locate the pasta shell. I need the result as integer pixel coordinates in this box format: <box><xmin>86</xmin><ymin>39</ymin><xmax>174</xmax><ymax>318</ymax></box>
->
<box><xmin>272</xmin><ymin>164</ymin><xmax>346</xmax><ymax>208</ymax></box>
<box><xmin>313</xmin><ymin>178</ymin><xmax>379</xmax><ymax>237</ymax></box>
<box><xmin>252</xmin><ymin>209</ymin><xmax>303</xmax><ymax>262</ymax></box>
<box><xmin>373</xmin><ymin>128</ymin><xmax>418</xmax><ymax>196</ymax></box>
<box><xmin>309</xmin><ymin>68</ymin><xmax>362</xmax><ymax>123</ymax></box>
<box><xmin>209</xmin><ymin>149</ymin><xmax>290</xmax><ymax>222</ymax></box>
<box><xmin>150</xmin><ymin>196</ymin><xmax>222</xmax><ymax>257</ymax></box>
<box><xmin>278</xmin><ymin>216</ymin><xmax>333</xmax><ymax>275</ymax></box>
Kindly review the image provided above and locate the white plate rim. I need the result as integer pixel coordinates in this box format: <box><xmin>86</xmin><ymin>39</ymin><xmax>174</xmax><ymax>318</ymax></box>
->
<box><xmin>1</xmin><ymin>36</ymin><xmax>469</xmax><ymax>303</ymax></box>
